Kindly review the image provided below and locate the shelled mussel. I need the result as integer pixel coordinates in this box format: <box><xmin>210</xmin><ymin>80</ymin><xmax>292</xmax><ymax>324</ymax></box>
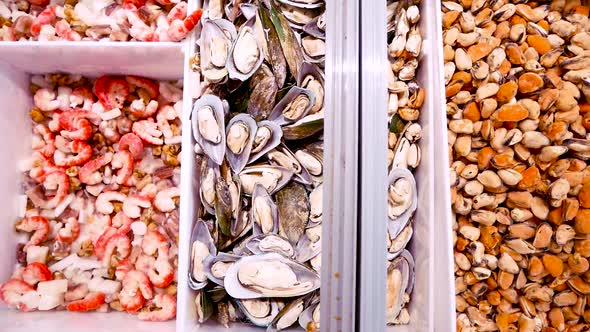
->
<box><xmin>386</xmin><ymin>0</ymin><xmax>424</xmax><ymax>325</ymax></box>
<box><xmin>190</xmin><ymin>0</ymin><xmax>325</xmax><ymax>330</ymax></box>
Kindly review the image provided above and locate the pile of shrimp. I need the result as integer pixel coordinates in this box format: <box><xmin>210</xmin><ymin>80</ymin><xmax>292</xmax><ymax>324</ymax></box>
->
<box><xmin>0</xmin><ymin>73</ymin><xmax>182</xmax><ymax>321</ymax></box>
<box><xmin>0</xmin><ymin>0</ymin><xmax>202</xmax><ymax>42</ymax></box>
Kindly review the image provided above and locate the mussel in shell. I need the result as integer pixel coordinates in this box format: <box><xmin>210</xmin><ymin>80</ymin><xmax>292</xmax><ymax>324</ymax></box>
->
<box><xmin>227</xmin><ymin>17</ymin><xmax>264</xmax><ymax>81</ymax></box>
<box><xmin>192</xmin><ymin>95</ymin><xmax>227</xmax><ymax>165</ymax></box>
<box><xmin>269</xmin><ymin>86</ymin><xmax>316</xmax><ymax>125</ymax></box>
<box><xmin>224</xmin><ymin>253</ymin><xmax>320</xmax><ymax>299</ymax></box>
<box><xmin>189</xmin><ymin>220</ymin><xmax>218</xmax><ymax>290</ymax></box>
<box><xmin>386</xmin><ymin>250</ymin><xmax>415</xmax><ymax>324</ymax></box>
<box><xmin>239</xmin><ymin>165</ymin><xmax>294</xmax><ymax>196</ymax></box>
<box><xmin>226</xmin><ymin>114</ymin><xmax>257</xmax><ymax>173</ymax></box>
<box><xmin>387</xmin><ymin>167</ymin><xmax>417</xmax><ymax>240</ymax></box>
<box><xmin>250</xmin><ymin>183</ymin><xmax>279</xmax><ymax>235</ymax></box>
<box><xmin>248</xmin><ymin>120</ymin><xmax>283</xmax><ymax>164</ymax></box>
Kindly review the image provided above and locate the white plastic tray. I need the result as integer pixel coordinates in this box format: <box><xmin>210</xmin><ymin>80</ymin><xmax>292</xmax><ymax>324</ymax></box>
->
<box><xmin>0</xmin><ymin>55</ymin><xmax>179</xmax><ymax>331</ymax></box>
<box><xmin>357</xmin><ymin>0</ymin><xmax>454</xmax><ymax>331</ymax></box>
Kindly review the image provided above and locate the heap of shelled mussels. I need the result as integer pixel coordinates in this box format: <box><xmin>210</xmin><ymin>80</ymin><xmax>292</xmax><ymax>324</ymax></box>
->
<box><xmin>188</xmin><ymin>0</ymin><xmax>325</xmax><ymax>330</ymax></box>
<box><xmin>385</xmin><ymin>0</ymin><xmax>424</xmax><ymax>325</ymax></box>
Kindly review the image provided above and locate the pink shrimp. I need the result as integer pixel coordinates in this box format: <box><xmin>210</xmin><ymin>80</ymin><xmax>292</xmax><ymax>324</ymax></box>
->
<box><xmin>122</xmin><ymin>194</ymin><xmax>151</xmax><ymax>218</ymax></box>
<box><xmin>95</xmin><ymin>191</ymin><xmax>127</xmax><ymax>215</ymax></box>
<box><xmin>70</xmin><ymin>86</ymin><xmax>94</xmax><ymax>110</ymax></box>
<box><xmin>64</xmin><ymin>284</ymin><xmax>89</xmax><ymax>302</ymax></box>
<box><xmin>115</xmin><ymin>258</ymin><xmax>134</xmax><ymax>280</ymax></box>
<box><xmin>120</xmin><ymin>270</ymin><xmax>153</xmax><ymax>312</ymax></box>
<box><xmin>99</xmin><ymin>120</ymin><xmax>121</xmax><ymax>143</ymax></box>
<box><xmin>33</xmin><ymin>124</ymin><xmax>56</xmax><ymax>158</ymax></box>
<box><xmin>135</xmin><ymin>254</ymin><xmax>155</xmax><ymax>274</ymax></box>
<box><xmin>118</xmin><ymin>133</ymin><xmax>144</xmax><ymax>158</ymax></box>
<box><xmin>167</xmin><ymin>8</ymin><xmax>202</xmax><ymax>42</ymax></box>
<box><xmin>22</xmin><ymin>263</ymin><xmax>52</xmax><ymax>286</ymax></box>
<box><xmin>0</xmin><ymin>279</ymin><xmax>37</xmax><ymax>312</ymax></box>
<box><xmin>158</xmin><ymin>82</ymin><xmax>183</xmax><ymax>103</ymax></box>
<box><xmin>94</xmin><ymin>76</ymin><xmax>130</xmax><ymax>110</ymax></box>
<box><xmin>94</xmin><ymin>227</ymin><xmax>118</xmax><ymax>259</ymax></box>
<box><xmin>102</xmin><ymin>233</ymin><xmax>131</xmax><ymax>266</ymax></box>
<box><xmin>66</xmin><ymin>292</ymin><xmax>105</xmax><ymax>312</ymax></box>
<box><xmin>29</xmin><ymin>153</ymin><xmax>63</xmax><ymax>183</ymax></box>
<box><xmin>147</xmin><ymin>249</ymin><xmax>174</xmax><ymax>288</ymax></box>
<box><xmin>34</xmin><ymin>88</ymin><xmax>60</xmax><ymax>111</ymax></box>
<box><xmin>55</xmin><ymin>19</ymin><xmax>81</xmax><ymax>41</ymax></box>
<box><xmin>129</xmin><ymin>99</ymin><xmax>159</xmax><ymax>118</ymax></box>
<box><xmin>141</xmin><ymin>230</ymin><xmax>167</xmax><ymax>256</ymax></box>
<box><xmin>126</xmin><ymin>76</ymin><xmax>159</xmax><ymax>99</ymax></box>
<box><xmin>39</xmin><ymin>171</ymin><xmax>70</xmax><ymax>209</ymax></box>
<box><xmin>140</xmin><ymin>183</ymin><xmax>158</xmax><ymax>200</ymax></box>
<box><xmin>58</xmin><ymin>110</ymin><xmax>93</xmax><ymax>141</ymax></box>
<box><xmin>27</xmin><ymin>0</ymin><xmax>50</xmax><ymax>6</ymax></box>
<box><xmin>30</xmin><ymin>5</ymin><xmax>56</xmax><ymax>37</ymax></box>
<box><xmin>112</xmin><ymin>150</ymin><xmax>134</xmax><ymax>185</ymax></box>
<box><xmin>132</xmin><ymin>119</ymin><xmax>163</xmax><ymax>145</ymax></box>
<box><xmin>79</xmin><ymin>152</ymin><xmax>113</xmax><ymax>185</ymax></box>
<box><xmin>156</xmin><ymin>105</ymin><xmax>180</xmax><ymax>143</ymax></box>
<box><xmin>167</xmin><ymin>2</ymin><xmax>187</xmax><ymax>23</ymax></box>
<box><xmin>53</xmin><ymin>140</ymin><xmax>92</xmax><ymax>167</ymax></box>
<box><xmin>57</xmin><ymin>217</ymin><xmax>80</xmax><ymax>243</ymax></box>
<box><xmin>127</xmin><ymin>9</ymin><xmax>159</xmax><ymax>42</ymax></box>
<box><xmin>154</xmin><ymin>187</ymin><xmax>180</xmax><ymax>213</ymax></box>
<box><xmin>138</xmin><ymin>293</ymin><xmax>176</xmax><ymax>321</ymax></box>
<box><xmin>116</xmin><ymin>116</ymin><xmax>133</xmax><ymax>135</ymax></box>
<box><xmin>112</xmin><ymin>211</ymin><xmax>133</xmax><ymax>234</ymax></box>
<box><xmin>16</xmin><ymin>216</ymin><xmax>50</xmax><ymax>250</ymax></box>
<box><xmin>154</xmin><ymin>0</ymin><xmax>177</xmax><ymax>5</ymax></box>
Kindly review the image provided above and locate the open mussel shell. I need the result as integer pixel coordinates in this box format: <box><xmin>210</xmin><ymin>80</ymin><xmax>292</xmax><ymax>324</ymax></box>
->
<box><xmin>225</xmin><ymin>1</ymin><xmax>257</xmax><ymax>22</ymax></box>
<box><xmin>386</xmin><ymin>250</ymin><xmax>415</xmax><ymax>323</ymax></box>
<box><xmin>250</xmin><ymin>183</ymin><xmax>280</xmax><ymax>235</ymax></box>
<box><xmin>246</xmin><ymin>233</ymin><xmax>295</xmax><ymax>258</ymax></box>
<box><xmin>248</xmin><ymin>120</ymin><xmax>283</xmax><ymax>164</ymax></box>
<box><xmin>294</xmin><ymin>142</ymin><xmax>324</xmax><ymax>179</ymax></box>
<box><xmin>267</xmin><ymin>296</ymin><xmax>307</xmax><ymax>331</ymax></box>
<box><xmin>195</xmin><ymin>289</ymin><xmax>214</xmax><ymax>323</ymax></box>
<box><xmin>298</xmin><ymin>300</ymin><xmax>320</xmax><ymax>331</ymax></box>
<box><xmin>227</xmin><ymin>17</ymin><xmax>264</xmax><ymax>81</ymax></box>
<box><xmin>268</xmin><ymin>144</ymin><xmax>312</xmax><ymax>185</ymax></box>
<box><xmin>239</xmin><ymin>165</ymin><xmax>294</xmax><ymax>196</ymax></box>
<box><xmin>387</xmin><ymin>167</ymin><xmax>417</xmax><ymax>240</ymax></box>
<box><xmin>302</xmin><ymin>12</ymin><xmax>325</xmax><ymax>39</ymax></box>
<box><xmin>297</xmin><ymin>62</ymin><xmax>325</xmax><ymax>114</ymax></box>
<box><xmin>199</xmin><ymin>157</ymin><xmax>219</xmax><ymax>215</ymax></box>
<box><xmin>189</xmin><ymin>220</ymin><xmax>219</xmax><ymax>290</ymax></box>
<box><xmin>277</xmin><ymin>2</ymin><xmax>322</xmax><ymax>30</ymax></box>
<box><xmin>282</xmin><ymin>111</ymin><xmax>324</xmax><ymax>140</ymax></box>
<box><xmin>387</xmin><ymin>222</ymin><xmax>413</xmax><ymax>261</ymax></box>
<box><xmin>201</xmin><ymin>18</ymin><xmax>237</xmax><ymax>83</ymax></box>
<box><xmin>301</xmin><ymin>35</ymin><xmax>326</xmax><ymax>65</ymax></box>
<box><xmin>276</xmin><ymin>0</ymin><xmax>324</xmax><ymax>9</ymax></box>
<box><xmin>307</xmin><ymin>183</ymin><xmax>322</xmax><ymax>226</ymax></box>
<box><xmin>235</xmin><ymin>298</ymin><xmax>281</xmax><ymax>327</ymax></box>
<box><xmin>226</xmin><ymin>114</ymin><xmax>257</xmax><ymax>173</ymax></box>
<box><xmin>192</xmin><ymin>95</ymin><xmax>227</xmax><ymax>165</ymax></box>
<box><xmin>230</xmin><ymin>207</ymin><xmax>252</xmax><ymax>239</ymax></box>
<box><xmin>269</xmin><ymin>86</ymin><xmax>316</xmax><ymax>125</ymax></box>
<box><xmin>224</xmin><ymin>253</ymin><xmax>320</xmax><ymax>299</ymax></box>
<box><xmin>295</xmin><ymin>224</ymin><xmax>321</xmax><ymax>263</ymax></box>
<box><xmin>204</xmin><ymin>252</ymin><xmax>241</xmax><ymax>286</ymax></box>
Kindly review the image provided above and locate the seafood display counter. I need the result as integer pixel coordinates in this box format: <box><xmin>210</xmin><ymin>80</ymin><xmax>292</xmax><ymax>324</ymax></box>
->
<box><xmin>0</xmin><ymin>0</ymin><xmax>456</xmax><ymax>332</ymax></box>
